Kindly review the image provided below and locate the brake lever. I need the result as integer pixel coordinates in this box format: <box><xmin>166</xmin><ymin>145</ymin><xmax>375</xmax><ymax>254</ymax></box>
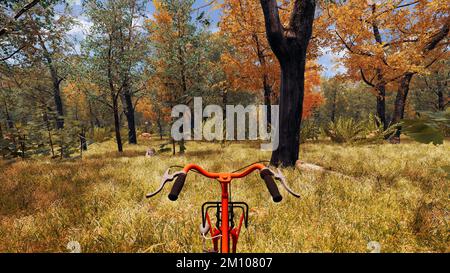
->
<box><xmin>146</xmin><ymin>169</ymin><xmax>185</xmax><ymax>198</ymax></box>
<box><xmin>271</xmin><ymin>168</ymin><xmax>301</xmax><ymax>198</ymax></box>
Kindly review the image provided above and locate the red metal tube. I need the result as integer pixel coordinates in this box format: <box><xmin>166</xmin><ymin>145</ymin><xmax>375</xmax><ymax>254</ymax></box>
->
<box><xmin>220</xmin><ymin>182</ymin><xmax>229</xmax><ymax>253</ymax></box>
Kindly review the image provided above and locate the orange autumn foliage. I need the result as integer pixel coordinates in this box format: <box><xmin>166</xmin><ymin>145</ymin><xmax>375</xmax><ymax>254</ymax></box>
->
<box><xmin>143</xmin><ymin>0</ymin><xmax>186</xmax><ymax>125</ymax></box>
<box><xmin>320</xmin><ymin>0</ymin><xmax>450</xmax><ymax>87</ymax></box>
<box><xmin>219</xmin><ymin>0</ymin><xmax>323</xmax><ymax>119</ymax></box>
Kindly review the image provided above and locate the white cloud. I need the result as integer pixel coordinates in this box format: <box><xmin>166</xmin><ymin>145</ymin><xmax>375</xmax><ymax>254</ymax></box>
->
<box><xmin>68</xmin><ymin>16</ymin><xmax>93</xmax><ymax>40</ymax></box>
<box><xmin>68</xmin><ymin>0</ymin><xmax>83</xmax><ymax>6</ymax></box>
<box><xmin>318</xmin><ymin>47</ymin><xmax>347</xmax><ymax>78</ymax></box>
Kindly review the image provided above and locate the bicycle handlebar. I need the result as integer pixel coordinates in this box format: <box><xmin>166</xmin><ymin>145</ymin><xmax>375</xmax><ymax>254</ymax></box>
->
<box><xmin>260</xmin><ymin>169</ymin><xmax>282</xmax><ymax>202</ymax></box>
<box><xmin>169</xmin><ymin>163</ymin><xmax>278</xmax><ymax>201</ymax></box>
<box><xmin>168</xmin><ymin>173</ymin><xmax>187</xmax><ymax>201</ymax></box>
<box><xmin>146</xmin><ymin>163</ymin><xmax>300</xmax><ymax>202</ymax></box>
<box><xmin>180</xmin><ymin>163</ymin><xmax>267</xmax><ymax>179</ymax></box>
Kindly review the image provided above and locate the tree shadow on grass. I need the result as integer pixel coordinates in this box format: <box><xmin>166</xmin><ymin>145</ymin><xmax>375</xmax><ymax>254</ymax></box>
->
<box><xmin>185</xmin><ymin>149</ymin><xmax>223</xmax><ymax>158</ymax></box>
<box><xmin>86</xmin><ymin>149</ymin><xmax>147</xmax><ymax>159</ymax></box>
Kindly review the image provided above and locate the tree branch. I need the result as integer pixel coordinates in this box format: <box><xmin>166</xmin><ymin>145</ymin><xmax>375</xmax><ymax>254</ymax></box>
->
<box><xmin>360</xmin><ymin>68</ymin><xmax>375</xmax><ymax>87</ymax></box>
<box><xmin>0</xmin><ymin>0</ymin><xmax>41</xmax><ymax>37</ymax></box>
<box><xmin>288</xmin><ymin>0</ymin><xmax>316</xmax><ymax>40</ymax></box>
<box><xmin>14</xmin><ymin>0</ymin><xmax>41</xmax><ymax>19</ymax></box>
<box><xmin>382</xmin><ymin>38</ymin><xmax>419</xmax><ymax>48</ymax></box>
<box><xmin>260</xmin><ymin>0</ymin><xmax>285</xmax><ymax>58</ymax></box>
<box><xmin>335</xmin><ymin>30</ymin><xmax>354</xmax><ymax>53</ymax></box>
<box><xmin>0</xmin><ymin>45</ymin><xmax>26</xmax><ymax>61</ymax></box>
<box><xmin>423</xmin><ymin>22</ymin><xmax>450</xmax><ymax>53</ymax></box>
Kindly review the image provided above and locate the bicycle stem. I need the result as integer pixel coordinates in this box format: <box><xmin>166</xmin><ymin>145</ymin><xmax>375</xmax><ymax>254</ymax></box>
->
<box><xmin>220</xmin><ymin>182</ymin><xmax>229</xmax><ymax>253</ymax></box>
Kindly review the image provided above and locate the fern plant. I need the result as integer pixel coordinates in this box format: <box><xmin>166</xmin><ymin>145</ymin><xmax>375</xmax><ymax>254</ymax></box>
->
<box><xmin>362</xmin><ymin>113</ymin><xmax>398</xmax><ymax>143</ymax></box>
<box><xmin>324</xmin><ymin>117</ymin><xmax>365</xmax><ymax>143</ymax></box>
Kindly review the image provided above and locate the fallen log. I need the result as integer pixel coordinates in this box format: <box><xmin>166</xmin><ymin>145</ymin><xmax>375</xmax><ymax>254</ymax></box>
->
<box><xmin>295</xmin><ymin>160</ymin><xmax>355</xmax><ymax>180</ymax></box>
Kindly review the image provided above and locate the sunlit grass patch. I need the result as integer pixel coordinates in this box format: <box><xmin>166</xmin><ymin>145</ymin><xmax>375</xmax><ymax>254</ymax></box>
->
<box><xmin>0</xmin><ymin>139</ymin><xmax>448</xmax><ymax>252</ymax></box>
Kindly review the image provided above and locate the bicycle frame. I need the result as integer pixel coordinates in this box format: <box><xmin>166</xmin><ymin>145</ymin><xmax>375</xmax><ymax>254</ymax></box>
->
<box><xmin>147</xmin><ymin>162</ymin><xmax>298</xmax><ymax>253</ymax></box>
<box><xmin>202</xmin><ymin>201</ymin><xmax>248</xmax><ymax>253</ymax></box>
<box><xmin>182</xmin><ymin>163</ymin><xmax>266</xmax><ymax>253</ymax></box>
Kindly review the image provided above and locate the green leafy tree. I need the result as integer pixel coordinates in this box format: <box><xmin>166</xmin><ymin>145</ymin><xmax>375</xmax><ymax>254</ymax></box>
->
<box><xmin>83</xmin><ymin>0</ymin><xmax>150</xmax><ymax>151</ymax></box>
<box><xmin>147</xmin><ymin>0</ymin><xmax>217</xmax><ymax>154</ymax></box>
<box><xmin>18</xmin><ymin>2</ymin><xmax>74</xmax><ymax>129</ymax></box>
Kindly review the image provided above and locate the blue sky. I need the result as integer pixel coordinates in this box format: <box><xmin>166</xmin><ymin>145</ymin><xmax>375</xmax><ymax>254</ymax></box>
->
<box><xmin>65</xmin><ymin>0</ymin><xmax>343</xmax><ymax>78</ymax></box>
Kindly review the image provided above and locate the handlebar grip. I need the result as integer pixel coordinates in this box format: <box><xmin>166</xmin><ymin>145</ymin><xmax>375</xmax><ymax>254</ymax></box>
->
<box><xmin>168</xmin><ymin>173</ymin><xmax>187</xmax><ymax>201</ymax></box>
<box><xmin>260</xmin><ymin>169</ymin><xmax>282</xmax><ymax>203</ymax></box>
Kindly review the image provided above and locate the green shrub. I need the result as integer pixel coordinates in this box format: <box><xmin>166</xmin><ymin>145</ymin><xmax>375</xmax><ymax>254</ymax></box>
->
<box><xmin>324</xmin><ymin>117</ymin><xmax>365</xmax><ymax>143</ymax></box>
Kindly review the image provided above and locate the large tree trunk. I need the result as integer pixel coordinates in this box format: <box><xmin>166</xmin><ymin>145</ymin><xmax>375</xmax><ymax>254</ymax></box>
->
<box><xmin>360</xmin><ymin>68</ymin><xmax>387</xmax><ymax>129</ymax></box>
<box><xmin>112</xmin><ymin>99</ymin><xmax>123</xmax><ymax>153</ymax></box>
<box><xmin>121</xmin><ymin>86</ymin><xmax>137</xmax><ymax>144</ymax></box>
<box><xmin>260</xmin><ymin>0</ymin><xmax>316</xmax><ymax>167</ymax></box>
<box><xmin>53</xmin><ymin>82</ymin><xmax>64</xmax><ymax>129</ymax></box>
<box><xmin>371</xmin><ymin>5</ymin><xmax>387</xmax><ymax>130</ymax></box>
<box><xmin>391</xmin><ymin>72</ymin><xmax>414</xmax><ymax>140</ymax></box>
<box><xmin>271</xmin><ymin>60</ymin><xmax>306</xmax><ymax>166</ymax></box>
<box><xmin>374</xmin><ymin>68</ymin><xmax>387</xmax><ymax>130</ymax></box>
<box><xmin>38</xmin><ymin>35</ymin><xmax>64</xmax><ymax>129</ymax></box>
<box><xmin>106</xmin><ymin>31</ymin><xmax>123</xmax><ymax>153</ymax></box>
<box><xmin>118</xmin><ymin>17</ymin><xmax>137</xmax><ymax>145</ymax></box>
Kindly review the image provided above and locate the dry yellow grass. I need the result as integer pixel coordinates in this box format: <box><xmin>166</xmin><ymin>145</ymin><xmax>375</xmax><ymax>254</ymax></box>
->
<box><xmin>0</xmin><ymin>138</ymin><xmax>448</xmax><ymax>253</ymax></box>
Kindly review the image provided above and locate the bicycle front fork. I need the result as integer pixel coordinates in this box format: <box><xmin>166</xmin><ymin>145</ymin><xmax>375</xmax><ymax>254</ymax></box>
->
<box><xmin>200</xmin><ymin>200</ymin><xmax>249</xmax><ymax>253</ymax></box>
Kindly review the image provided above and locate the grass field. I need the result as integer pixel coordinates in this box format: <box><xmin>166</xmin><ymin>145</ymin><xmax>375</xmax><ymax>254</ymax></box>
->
<box><xmin>0</xmin><ymin>137</ymin><xmax>448</xmax><ymax>253</ymax></box>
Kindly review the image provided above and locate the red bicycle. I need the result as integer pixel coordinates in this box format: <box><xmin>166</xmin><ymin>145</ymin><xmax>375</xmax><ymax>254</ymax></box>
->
<box><xmin>146</xmin><ymin>162</ymin><xmax>300</xmax><ymax>253</ymax></box>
